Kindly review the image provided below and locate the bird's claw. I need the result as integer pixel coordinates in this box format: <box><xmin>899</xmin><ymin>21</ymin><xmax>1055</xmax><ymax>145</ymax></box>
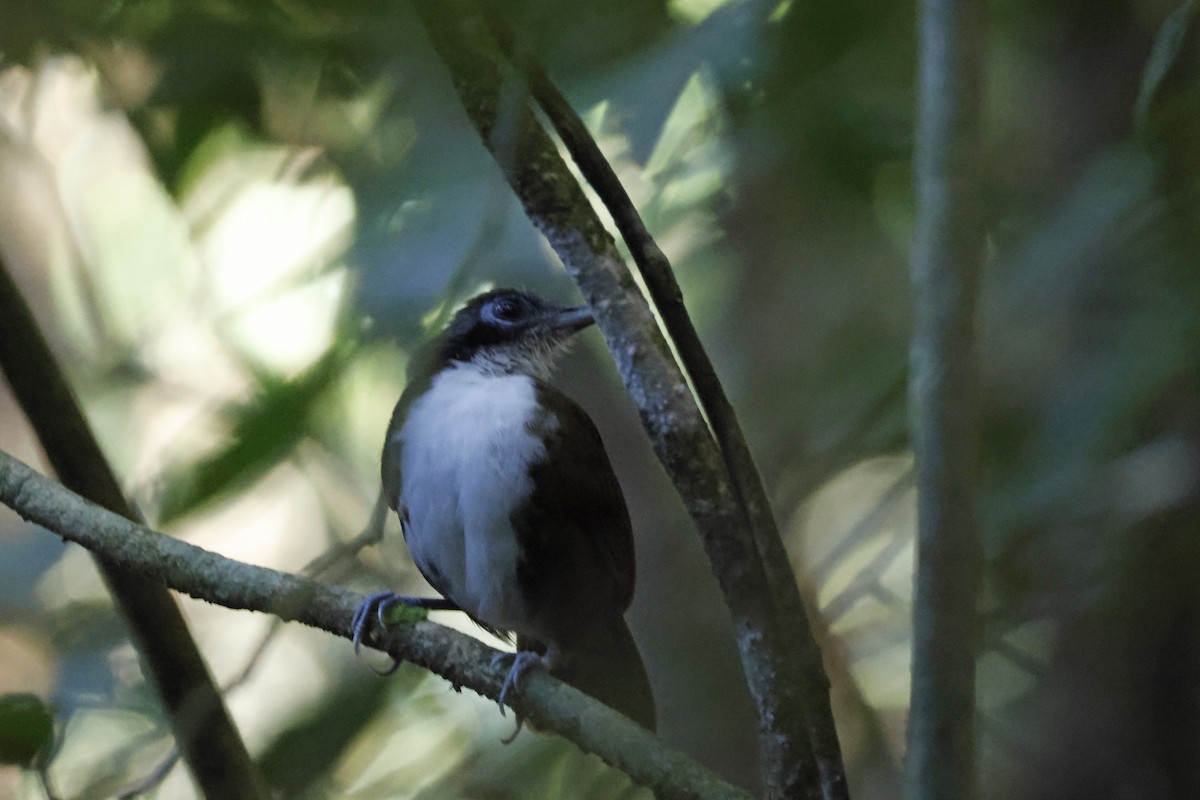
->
<box><xmin>351</xmin><ymin>591</ymin><xmax>409</xmax><ymax>655</ymax></box>
<box><xmin>352</xmin><ymin>592</ymin><xmax>459</xmax><ymax>674</ymax></box>
<box><xmin>491</xmin><ymin>650</ymin><xmax>547</xmax><ymax>717</ymax></box>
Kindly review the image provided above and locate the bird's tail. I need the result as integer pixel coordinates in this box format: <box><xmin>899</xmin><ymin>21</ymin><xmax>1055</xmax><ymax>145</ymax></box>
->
<box><xmin>521</xmin><ymin>616</ymin><xmax>656</xmax><ymax>731</ymax></box>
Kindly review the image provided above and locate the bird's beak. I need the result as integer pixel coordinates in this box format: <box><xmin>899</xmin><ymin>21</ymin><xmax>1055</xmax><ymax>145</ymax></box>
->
<box><xmin>548</xmin><ymin>304</ymin><xmax>594</xmax><ymax>335</ymax></box>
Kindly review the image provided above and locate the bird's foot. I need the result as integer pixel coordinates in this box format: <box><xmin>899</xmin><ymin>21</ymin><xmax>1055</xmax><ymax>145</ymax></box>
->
<box><xmin>351</xmin><ymin>591</ymin><xmax>402</xmax><ymax>655</ymax></box>
<box><xmin>352</xmin><ymin>593</ymin><xmax>458</xmax><ymax>673</ymax></box>
<box><xmin>490</xmin><ymin>650</ymin><xmax>548</xmax><ymax>716</ymax></box>
<box><xmin>490</xmin><ymin>650</ymin><xmax>549</xmax><ymax>743</ymax></box>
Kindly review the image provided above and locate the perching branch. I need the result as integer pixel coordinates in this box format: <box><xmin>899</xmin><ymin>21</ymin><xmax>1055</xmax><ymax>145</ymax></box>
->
<box><xmin>484</xmin><ymin>18</ymin><xmax>848</xmax><ymax>797</ymax></box>
<box><xmin>0</xmin><ymin>259</ymin><xmax>269</xmax><ymax>800</ymax></box>
<box><xmin>410</xmin><ymin>3</ymin><xmax>837</xmax><ymax>797</ymax></box>
<box><xmin>0</xmin><ymin>449</ymin><xmax>752</xmax><ymax>800</ymax></box>
<box><xmin>905</xmin><ymin>0</ymin><xmax>987</xmax><ymax>799</ymax></box>
<box><xmin>116</xmin><ymin>491</ymin><xmax>391</xmax><ymax>799</ymax></box>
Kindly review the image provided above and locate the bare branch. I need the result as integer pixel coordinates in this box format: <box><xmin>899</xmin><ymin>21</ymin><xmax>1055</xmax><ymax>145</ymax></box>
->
<box><xmin>408</xmin><ymin>3</ymin><xmax>842</xmax><ymax>796</ymax></box>
<box><xmin>116</xmin><ymin>494</ymin><xmax>389</xmax><ymax>798</ymax></box>
<box><xmin>0</xmin><ymin>449</ymin><xmax>753</xmax><ymax>800</ymax></box>
<box><xmin>482</xmin><ymin>19</ymin><xmax>849</xmax><ymax>796</ymax></box>
<box><xmin>0</xmin><ymin>259</ymin><xmax>268</xmax><ymax>800</ymax></box>
<box><xmin>905</xmin><ymin>0</ymin><xmax>987</xmax><ymax>797</ymax></box>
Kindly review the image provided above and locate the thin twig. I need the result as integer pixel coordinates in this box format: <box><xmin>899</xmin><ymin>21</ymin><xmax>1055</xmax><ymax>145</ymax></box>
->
<box><xmin>0</xmin><ymin>449</ymin><xmax>753</xmax><ymax>800</ymax></box>
<box><xmin>905</xmin><ymin>0</ymin><xmax>987</xmax><ymax>797</ymax></box>
<box><xmin>813</xmin><ymin>468</ymin><xmax>915</xmax><ymax>591</ymax></box>
<box><xmin>224</xmin><ymin>491</ymin><xmax>391</xmax><ymax>696</ymax></box>
<box><xmin>303</xmin><ymin>491</ymin><xmax>390</xmax><ymax>577</ymax></box>
<box><xmin>116</xmin><ymin>748</ymin><xmax>181</xmax><ymax>800</ymax></box>
<box><xmin>118</xmin><ymin>491</ymin><xmax>391</xmax><ymax>798</ymax></box>
<box><xmin>0</xmin><ymin>258</ymin><xmax>268</xmax><ymax>799</ymax></box>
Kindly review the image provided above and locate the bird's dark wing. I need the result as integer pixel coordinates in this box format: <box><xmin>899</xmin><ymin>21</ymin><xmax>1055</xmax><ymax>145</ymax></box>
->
<box><xmin>380</xmin><ymin>400</ymin><xmax>405</xmax><ymax>514</ymax></box>
<box><xmin>512</xmin><ymin>385</ymin><xmax>653</xmax><ymax>729</ymax></box>
<box><xmin>513</xmin><ymin>384</ymin><xmax>636</xmax><ymax>617</ymax></box>
<box><xmin>379</xmin><ymin>345</ymin><xmax>439</xmax><ymax>513</ymax></box>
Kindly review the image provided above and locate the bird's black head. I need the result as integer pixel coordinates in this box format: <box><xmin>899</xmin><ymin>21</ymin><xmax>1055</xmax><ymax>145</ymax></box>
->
<box><xmin>437</xmin><ymin>289</ymin><xmax>594</xmax><ymax>377</ymax></box>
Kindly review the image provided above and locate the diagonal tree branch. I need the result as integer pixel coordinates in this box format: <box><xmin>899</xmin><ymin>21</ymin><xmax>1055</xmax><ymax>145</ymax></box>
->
<box><xmin>483</xmin><ymin>17</ymin><xmax>848</xmax><ymax>796</ymax></box>
<box><xmin>114</xmin><ymin>491</ymin><xmax>391</xmax><ymax>799</ymax></box>
<box><xmin>0</xmin><ymin>259</ymin><xmax>268</xmax><ymax>799</ymax></box>
<box><xmin>905</xmin><ymin>0</ymin><xmax>987</xmax><ymax>798</ymax></box>
<box><xmin>409</xmin><ymin>4</ymin><xmax>841</xmax><ymax>797</ymax></box>
<box><xmin>0</xmin><ymin>449</ymin><xmax>752</xmax><ymax>800</ymax></box>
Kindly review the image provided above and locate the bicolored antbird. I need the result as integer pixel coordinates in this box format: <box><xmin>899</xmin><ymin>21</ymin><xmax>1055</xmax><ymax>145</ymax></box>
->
<box><xmin>352</xmin><ymin>289</ymin><xmax>655</xmax><ymax>731</ymax></box>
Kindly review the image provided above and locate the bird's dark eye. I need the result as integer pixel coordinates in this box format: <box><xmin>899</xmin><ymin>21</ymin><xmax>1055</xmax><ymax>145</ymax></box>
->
<box><xmin>492</xmin><ymin>298</ymin><xmax>521</xmax><ymax>322</ymax></box>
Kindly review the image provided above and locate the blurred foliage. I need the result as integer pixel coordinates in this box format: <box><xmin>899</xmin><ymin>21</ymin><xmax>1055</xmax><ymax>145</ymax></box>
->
<box><xmin>256</xmin><ymin>671</ymin><xmax>393</xmax><ymax>797</ymax></box>
<box><xmin>0</xmin><ymin>694</ymin><xmax>53</xmax><ymax>767</ymax></box>
<box><xmin>154</xmin><ymin>339</ymin><xmax>356</xmax><ymax>525</ymax></box>
<box><xmin>0</xmin><ymin>0</ymin><xmax>1199</xmax><ymax>798</ymax></box>
<box><xmin>1134</xmin><ymin>0</ymin><xmax>1199</xmax><ymax>128</ymax></box>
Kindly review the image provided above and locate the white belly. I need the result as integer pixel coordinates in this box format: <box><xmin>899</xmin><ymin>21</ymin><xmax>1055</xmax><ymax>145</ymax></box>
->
<box><xmin>395</xmin><ymin>365</ymin><xmax>547</xmax><ymax>630</ymax></box>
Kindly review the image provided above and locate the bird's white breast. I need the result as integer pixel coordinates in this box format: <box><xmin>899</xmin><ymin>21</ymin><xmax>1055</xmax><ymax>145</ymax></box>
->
<box><xmin>394</xmin><ymin>364</ymin><xmax>549</xmax><ymax>630</ymax></box>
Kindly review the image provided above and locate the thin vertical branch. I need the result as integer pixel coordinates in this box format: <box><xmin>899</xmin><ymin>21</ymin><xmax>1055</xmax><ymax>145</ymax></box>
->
<box><xmin>409</xmin><ymin>2</ymin><xmax>835</xmax><ymax>796</ymax></box>
<box><xmin>906</xmin><ymin>0</ymin><xmax>987</xmax><ymax>798</ymax></box>
<box><xmin>484</xmin><ymin>17</ymin><xmax>848</xmax><ymax>798</ymax></box>
<box><xmin>0</xmin><ymin>257</ymin><xmax>269</xmax><ymax>800</ymax></box>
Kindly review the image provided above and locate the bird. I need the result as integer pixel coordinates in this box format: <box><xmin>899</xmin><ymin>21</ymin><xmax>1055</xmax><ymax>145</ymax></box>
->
<box><xmin>351</xmin><ymin>288</ymin><xmax>656</xmax><ymax>731</ymax></box>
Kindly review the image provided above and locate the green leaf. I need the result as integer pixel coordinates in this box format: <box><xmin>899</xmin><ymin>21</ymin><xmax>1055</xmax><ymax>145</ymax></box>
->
<box><xmin>1134</xmin><ymin>0</ymin><xmax>1200</xmax><ymax>130</ymax></box>
<box><xmin>0</xmin><ymin>694</ymin><xmax>54</xmax><ymax>767</ymax></box>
